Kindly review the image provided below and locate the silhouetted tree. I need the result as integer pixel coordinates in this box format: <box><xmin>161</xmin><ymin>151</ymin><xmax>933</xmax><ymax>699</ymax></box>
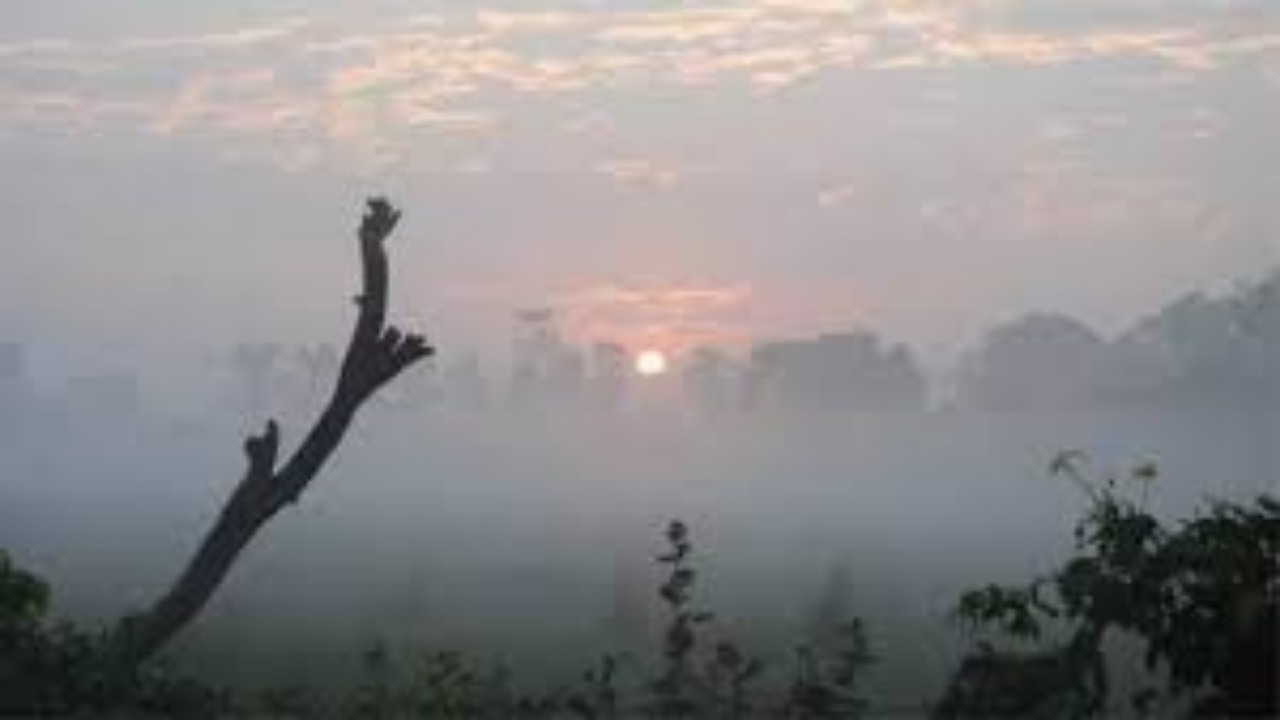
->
<box><xmin>106</xmin><ymin>198</ymin><xmax>433</xmax><ymax>673</ymax></box>
<box><xmin>1117</xmin><ymin>270</ymin><xmax>1278</xmax><ymax>411</ymax></box>
<box><xmin>956</xmin><ymin>271</ymin><xmax>1279</xmax><ymax>413</ymax></box>
<box><xmin>956</xmin><ymin>313</ymin><xmax>1109</xmax><ymax>412</ymax></box>
<box><xmin>747</xmin><ymin>331</ymin><xmax>926</xmax><ymax>413</ymax></box>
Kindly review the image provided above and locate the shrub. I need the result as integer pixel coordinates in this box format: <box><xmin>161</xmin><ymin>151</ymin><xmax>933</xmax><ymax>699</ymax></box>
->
<box><xmin>938</xmin><ymin>453</ymin><xmax>1278</xmax><ymax>718</ymax></box>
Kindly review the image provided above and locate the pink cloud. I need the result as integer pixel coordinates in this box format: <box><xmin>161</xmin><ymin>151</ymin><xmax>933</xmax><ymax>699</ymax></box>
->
<box><xmin>0</xmin><ymin>1</ymin><xmax>1273</xmax><ymax>170</ymax></box>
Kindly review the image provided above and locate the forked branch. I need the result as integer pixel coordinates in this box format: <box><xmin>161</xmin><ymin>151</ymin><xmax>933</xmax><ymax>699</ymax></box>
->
<box><xmin>111</xmin><ymin>198</ymin><xmax>432</xmax><ymax>667</ymax></box>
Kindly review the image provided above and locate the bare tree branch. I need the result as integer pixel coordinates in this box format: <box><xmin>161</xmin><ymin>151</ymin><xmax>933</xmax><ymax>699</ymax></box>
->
<box><xmin>110</xmin><ymin>197</ymin><xmax>432</xmax><ymax>668</ymax></box>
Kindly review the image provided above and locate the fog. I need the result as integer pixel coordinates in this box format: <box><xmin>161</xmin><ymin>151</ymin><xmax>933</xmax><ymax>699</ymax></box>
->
<box><xmin>1</xmin><ymin>271</ymin><xmax>1273</xmax><ymax>709</ymax></box>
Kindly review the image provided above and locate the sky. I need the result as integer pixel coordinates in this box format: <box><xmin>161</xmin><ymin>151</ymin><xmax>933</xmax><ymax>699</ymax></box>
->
<box><xmin>1</xmin><ymin>0</ymin><xmax>1277</xmax><ymax>374</ymax></box>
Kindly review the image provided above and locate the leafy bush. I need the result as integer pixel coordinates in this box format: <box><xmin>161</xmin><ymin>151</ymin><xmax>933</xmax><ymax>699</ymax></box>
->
<box><xmin>937</xmin><ymin>453</ymin><xmax>1278</xmax><ymax>718</ymax></box>
<box><xmin>340</xmin><ymin>519</ymin><xmax>874</xmax><ymax>719</ymax></box>
<box><xmin>0</xmin><ymin>551</ymin><xmax>233</xmax><ymax>716</ymax></box>
<box><xmin>6</xmin><ymin>456</ymin><xmax>1274</xmax><ymax>719</ymax></box>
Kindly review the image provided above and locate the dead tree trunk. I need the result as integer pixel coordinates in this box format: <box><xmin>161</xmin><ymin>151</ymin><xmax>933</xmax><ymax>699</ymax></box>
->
<box><xmin>109</xmin><ymin>198</ymin><xmax>432</xmax><ymax>669</ymax></box>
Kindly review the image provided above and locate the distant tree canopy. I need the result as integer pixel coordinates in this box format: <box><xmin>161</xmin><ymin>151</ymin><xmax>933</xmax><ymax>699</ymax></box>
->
<box><xmin>746</xmin><ymin>331</ymin><xmax>928</xmax><ymax>413</ymax></box>
<box><xmin>957</xmin><ymin>313</ymin><xmax>1108</xmax><ymax>411</ymax></box>
<box><xmin>957</xmin><ymin>270</ymin><xmax>1278</xmax><ymax>412</ymax></box>
<box><xmin>7</xmin><ymin>269</ymin><xmax>1273</xmax><ymax>420</ymax></box>
<box><xmin>1116</xmin><ymin>270</ymin><xmax>1277</xmax><ymax>411</ymax></box>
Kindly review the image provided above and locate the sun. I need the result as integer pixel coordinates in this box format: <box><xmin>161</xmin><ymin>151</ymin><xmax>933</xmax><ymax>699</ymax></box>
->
<box><xmin>635</xmin><ymin>349</ymin><xmax>668</xmax><ymax>377</ymax></box>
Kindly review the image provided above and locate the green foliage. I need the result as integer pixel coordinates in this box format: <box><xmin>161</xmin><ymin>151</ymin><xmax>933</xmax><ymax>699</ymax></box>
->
<box><xmin>0</xmin><ymin>521</ymin><xmax>879</xmax><ymax>717</ymax></box>
<box><xmin>10</xmin><ymin>456</ymin><xmax>1272</xmax><ymax>719</ymax></box>
<box><xmin>705</xmin><ymin>640</ymin><xmax>763</xmax><ymax>718</ymax></box>
<box><xmin>939</xmin><ymin>453</ymin><xmax>1278</xmax><ymax>718</ymax></box>
<box><xmin>650</xmin><ymin>519</ymin><xmax>718</xmax><ymax>718</ymax></box>
<box><xmin>348</xmin><ymin>639</ymin><xmax>397</xmax><ymax>719</ymax></box>
<box><xmin>782</xmin><ymin>618</ymin><xmax>874</xmax><ymax>719</ymax></box>
<box><xmin>328</xmin><ymin>519</ymin><xmax>873</xmax><ymax>719</ymax></box>
<box><xmin>646</xmin><ymin>519</ymin><xmax>872</xmax><ymax>720</ymax></box>
<box><xmin>343</xmin><ymin>643</ymin><xmax>534</xmax><ymax>719</ymax></box>
<box><xmin>0</xmin><ymin>550</ymin><xmax>48</xmax><ymax>626</ymax></box>
<box><xmin>564</xmin><ymin>654</ymin><xmax>622</xmax><ymax>719</ymax></box>
<box><xmin>0</xmin><ymin>550</ymin><xmax>109</xmax><ymax>713</ymax></box>
<box><xmin>0</xmin><ymin>551</ymin><xmax>229</xmax><ymax>715</ymax></box>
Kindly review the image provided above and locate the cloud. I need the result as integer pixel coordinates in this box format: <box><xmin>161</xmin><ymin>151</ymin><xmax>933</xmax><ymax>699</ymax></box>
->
<box><xmin>596</xmin><ymin>158</ymin><xmax>686</xmax><ymax>188</ymax></box>
<box><xmin>818</xmin><ymin>183</ymin><xmax>859</xmax><ymax>209</ymax></box>
<box><xmin>0</xmin><ymin>1</ymin><xmax>1273</xmax><ymax>168</ymax></box>
<box><xmin>919</xmin><ymin>160</ymin><xmax>1228</xmax><ymax>255</ymax></box>
<box><xmin>111</xmin><ymin>18</ymin><xmax>310</xmax><ymax>53</ymax></box>
<box><xmin>476</xmin><ymin>10</ymin><xmax>588</xmax><ymax>36</ymax></box>
<box><xmin>397</xmin><ymin>106</ymin><xmax>497</xmax><ymax>133</ymax></box>
<box><xmin>554</xmin><ymin>282</ymin><xmax>755</xmax><ymax>351</ymax></box>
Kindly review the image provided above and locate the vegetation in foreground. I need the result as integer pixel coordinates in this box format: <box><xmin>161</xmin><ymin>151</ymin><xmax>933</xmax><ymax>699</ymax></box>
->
<box><xmin>939</xmin><ymin>453</ymin><xmax>1277</xmax><ymax>718</ymax></box>
<box><xmin>2</xmin><ymin>454</ymin><xmax>1276</xmax><ymax>718</ymax></box>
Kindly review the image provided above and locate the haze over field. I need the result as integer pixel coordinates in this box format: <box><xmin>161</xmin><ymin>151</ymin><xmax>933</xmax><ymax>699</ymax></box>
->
<box><xmin>0</xmin><ymin>0</ymin><xmax>1276</xmax><ymax>712</ymax></box>
<box><xmin>2</xmin><ymin>271</ymin><xmax>1274</xmax><ymax>704</ymax></box>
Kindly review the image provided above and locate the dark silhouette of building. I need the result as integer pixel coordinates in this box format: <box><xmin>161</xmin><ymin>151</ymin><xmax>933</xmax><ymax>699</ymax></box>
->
<box><xmin>746</xmin><ymin>331</ymin><xmax>927</xmax><ymax>413</ymax></box>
